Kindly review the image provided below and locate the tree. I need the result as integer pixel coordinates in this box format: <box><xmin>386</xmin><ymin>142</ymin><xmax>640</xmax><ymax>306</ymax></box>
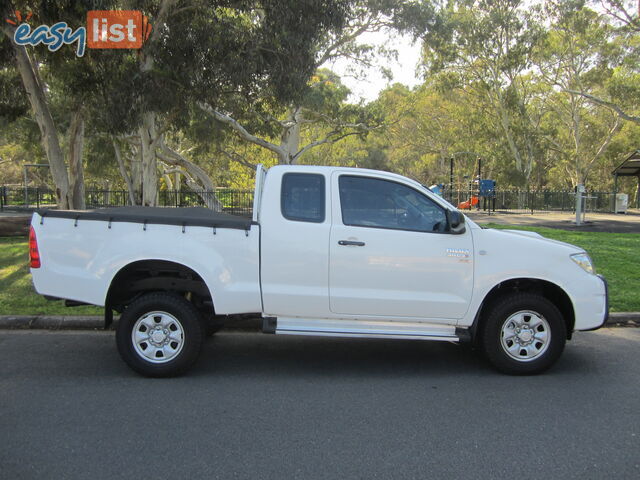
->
<box><xmin>535</xmin><ymin>2</ymin><xmax>620</xmax><ymax>186</ymax></box>
<box><xmin>107</xmin><ymin>0</ymin><xmax>353</xmax><ymax>205</ymax></box>
<box><xmin>565</xmin><ymin>1</ymin><xmax>640</xmax><ymax>124</ymax></box>
<box><xmin>198</xmin><ymin>70</ymin><xmax>381</xmax><ymax>166</ymax></box>
<box><xmin>3</xmin><ymin>0</ymin><xmax>353</xmax><ymax>207</ymax></box>
<box><xmin>0</xmin><ymin>1</ymin><xmax>116</xmax><ymax>208</ymax></box>
<box><xmin>196</xmin><ymin>0</ymin><xmax>420</xmax><ymax>168</ymax></box>
<box><xmin>420</xmin><ymin>0</ymin><xmax>546</xmax><ymax>186</ymax></box>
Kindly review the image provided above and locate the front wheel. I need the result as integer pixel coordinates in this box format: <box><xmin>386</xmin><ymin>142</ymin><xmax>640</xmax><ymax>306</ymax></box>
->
<box><xmin>116</xmin><ymin>292</ymin><xmax>204</xmax><ymax>377</ymax></box>
<box><xmin>479</xmin><ymin>293</ymin><xmax>567</xmax><ymax>375</ymax></box>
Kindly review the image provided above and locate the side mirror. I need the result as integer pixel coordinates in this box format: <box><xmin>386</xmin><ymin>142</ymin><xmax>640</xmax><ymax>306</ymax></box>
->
<box><xmin>447</xmin><ymin>210</ymin><xmax>466</xmax><ymax>235</ymax></box>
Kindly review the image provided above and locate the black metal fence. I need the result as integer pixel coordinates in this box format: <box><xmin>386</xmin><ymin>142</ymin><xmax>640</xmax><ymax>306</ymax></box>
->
<box><xmin>1</xmin><ymin>186</ymin><xmax>255</xmax><ymax>217</ymax></box>
<box><xmin>445</xmin><ymin>190</ymin><xmax>617</xmax><ymax>214</ymax></box>
<box><xmin>0</xmin><ymin>186</ymin><xmax>58</xmax><ymax>210</ymax></box>
<box><xmin>0</xmin><ymin>185</ymin><xmax>622</xmax><ymax>215</ymax></box>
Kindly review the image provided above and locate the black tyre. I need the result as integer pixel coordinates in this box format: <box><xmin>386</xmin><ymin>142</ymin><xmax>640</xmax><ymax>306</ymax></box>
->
<box><xmin>479</xmin><ymin>293</ymin><xmax>566</xmax><ymax>375</ymax></box>
<box><xmin>116</xmin><ymin>292</ymin><xmax>204</xmax><ymax>377</ymax></box>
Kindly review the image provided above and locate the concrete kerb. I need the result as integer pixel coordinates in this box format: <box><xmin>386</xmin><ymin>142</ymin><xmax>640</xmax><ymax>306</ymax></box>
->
<box><xmin>0</xmin><ymin>313</ymin><xmax>637</xmax><ymax>331</ymax></box>
<box><xmin>0</xmin><ymin>315</ymin><xmax>104</xmax><ymax>330</ymax></box>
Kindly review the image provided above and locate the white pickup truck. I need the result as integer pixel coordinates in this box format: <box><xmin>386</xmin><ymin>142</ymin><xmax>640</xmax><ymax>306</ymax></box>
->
<box><xmin>29</xmin><ymin>165</ymin><xmax>608</xmax><ymax>376</ymax></box>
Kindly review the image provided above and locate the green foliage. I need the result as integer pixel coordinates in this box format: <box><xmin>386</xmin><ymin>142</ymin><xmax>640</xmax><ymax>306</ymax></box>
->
<box><xmin>0</xmin><ymin>67</ymin><xmax>28</xmax><ymax>123</ymax></box>
<box><xmin>1</xmin><ymin>0</ymin><xmax>640</xmax><ymax>195</ymax></box>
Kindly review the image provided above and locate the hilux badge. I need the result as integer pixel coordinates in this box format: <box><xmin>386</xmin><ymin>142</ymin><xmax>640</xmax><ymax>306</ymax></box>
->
<box><xmin>446</xmin><ymin>248</ymin><xmax>470</xmax><ymax>258</ymax></box>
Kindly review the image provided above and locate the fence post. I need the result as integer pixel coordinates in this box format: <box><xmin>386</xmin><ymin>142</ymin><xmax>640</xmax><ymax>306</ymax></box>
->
<box><xmin>530</xmin><ymin>190</ymin><xmax>534</xmax><ymax>215</ymax></box>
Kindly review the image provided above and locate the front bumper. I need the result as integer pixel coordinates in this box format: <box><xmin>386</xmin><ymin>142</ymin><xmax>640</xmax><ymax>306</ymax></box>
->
<box><xmin>582</xmin><ymin>274</ymin><xmax>609</xmax><ymax>331</ymax></box>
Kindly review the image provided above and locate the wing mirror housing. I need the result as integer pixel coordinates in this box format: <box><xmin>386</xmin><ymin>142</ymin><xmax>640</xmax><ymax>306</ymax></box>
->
<box><xmin>447</xmin><ymin>210</ymin><xmax>466</xmax><ymax>235</ymax></box>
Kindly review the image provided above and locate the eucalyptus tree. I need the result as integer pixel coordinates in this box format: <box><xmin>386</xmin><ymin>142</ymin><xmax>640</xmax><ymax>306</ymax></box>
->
<box><xmin>564</xmin><ymin>1</ymin><xmax>640</xmax><ymax>125</ymax></box>
<box><xmin>420</xmin><ymin>0</ymin><xmax>546</xmax><ymax>186</ymax></box>
<box><xmin>196</xmin><ymin>0</ymin><xmax>424</xmax><ymax>167</ymax></box>
<box><xmin>109</xmin><ymin>0</ymin><xmax>353</xmax><ymax>205</ymax></box>
<box><xmin>0</xmin><ymin>1</ymin><xmax>105</xmax><ymax>208</ymax></box>
<box><xmin>535</xmin><ymin>2</ymin><xmax>621</xmax><ymax>186</ymax></box>
<box><xmin>3</xmin><ymin>0</ymin><xmax>354</xmax><ymax>207</ymax></box>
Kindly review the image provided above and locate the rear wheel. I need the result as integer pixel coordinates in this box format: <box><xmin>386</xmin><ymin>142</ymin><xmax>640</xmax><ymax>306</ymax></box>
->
<box><xmin>116</xmin><ymin>292</ymin><xmax>204</xmax><ymax>377</ymax></box>
<box><xmin>480</xmin><ymin>293</ymin><xmax>566</xmax><ymax>375</ymax></box>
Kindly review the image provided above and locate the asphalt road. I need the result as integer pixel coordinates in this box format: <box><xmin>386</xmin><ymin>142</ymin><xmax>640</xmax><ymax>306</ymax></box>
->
<box><xmin>1</xmin><ymin>329</ymin><xmax>639</xmax><ymax>480</ymax></box>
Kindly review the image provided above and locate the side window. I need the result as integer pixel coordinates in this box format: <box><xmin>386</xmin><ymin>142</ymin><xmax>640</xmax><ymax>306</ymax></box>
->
<box><xmin>339</xmin><ymin>176</ymin><xmax>448</xmax><ymax>233</ymax></box>
<box><xmin>281</xmin><ymin>173</ymin><xmax>325</xmax><ymax>223</ymax></box>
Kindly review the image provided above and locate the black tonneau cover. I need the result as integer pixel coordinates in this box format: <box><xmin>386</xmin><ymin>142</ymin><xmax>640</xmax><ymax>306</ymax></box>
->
<box><xmin>36</xmin><ymin>207</ymin><xmax>255</xmax><ymax>230</ymax></box>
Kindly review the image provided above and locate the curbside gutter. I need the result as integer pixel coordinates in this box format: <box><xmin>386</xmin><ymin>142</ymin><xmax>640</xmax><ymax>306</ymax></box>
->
<box><xmin>0</xmin><ymin>313</ymin><xmax>637</xmax><ymax>331</ymax></box>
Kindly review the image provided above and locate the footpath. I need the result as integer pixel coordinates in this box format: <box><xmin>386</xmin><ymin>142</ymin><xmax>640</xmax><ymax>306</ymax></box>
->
<box><xmin>466</xmin><ymin>209</ymin><xmax>640</xmax><ymax>233</ymax></box>
<box><xmin>1</xmin><ymin>209</ymin><xmax>639</xmax><ymax>331</ymax></box>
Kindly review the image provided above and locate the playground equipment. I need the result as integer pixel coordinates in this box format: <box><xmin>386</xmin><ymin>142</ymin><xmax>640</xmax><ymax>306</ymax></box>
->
<box><xmin>479</xmin><ymin>179</ymin><xmax>496</xmax><ymax>212</ymax></box>
<box><xmin>457</xmin><ymin>196</ymin><xmax>478</xmax><ymax>210</ymax></box>
<box><xmin>429</xmin><ymin>184</ymin><xmax>444</xmax><ymax>197</ymax></box>
<box><xmin>448</xmin><ymin>154</ymin><xmax>496</xmax><ymax>212</ymax></box>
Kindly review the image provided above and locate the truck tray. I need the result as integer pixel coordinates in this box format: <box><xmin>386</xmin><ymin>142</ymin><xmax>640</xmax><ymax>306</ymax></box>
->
<box><xmin>36</xmin><ymin>206</ymin><xmax>255</xmax><ymax>230</ymax></box>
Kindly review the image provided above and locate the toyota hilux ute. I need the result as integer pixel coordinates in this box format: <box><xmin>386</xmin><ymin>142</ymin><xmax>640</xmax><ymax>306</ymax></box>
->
<box><xmin>29</xmin><ymin>165</ymin><xmax>608</xmax><ymax>376</ymax></box>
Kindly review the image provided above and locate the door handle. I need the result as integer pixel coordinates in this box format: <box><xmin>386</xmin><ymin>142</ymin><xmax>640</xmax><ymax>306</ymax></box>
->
<box><xmin>338</xmin><ymin>240</ymin><xmax>365</xmax><ymax>246</ymax></box>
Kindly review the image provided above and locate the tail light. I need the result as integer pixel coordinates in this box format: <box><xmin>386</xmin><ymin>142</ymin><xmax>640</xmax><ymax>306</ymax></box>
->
<box><xmin>29</xmin><ymin>226</ymin><xmax>41</xmax><ymax>268</ymax></box>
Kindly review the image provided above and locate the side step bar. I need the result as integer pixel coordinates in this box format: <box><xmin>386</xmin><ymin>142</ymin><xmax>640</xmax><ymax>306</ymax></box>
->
<box><xmin>262</xmin><ymin>317</ymin><xmax>461</xmax><ymax>342</ymax></box>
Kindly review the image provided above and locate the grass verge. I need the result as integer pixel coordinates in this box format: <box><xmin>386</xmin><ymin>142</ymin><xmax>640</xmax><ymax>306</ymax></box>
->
<box><xmin>484</xmin><ymin>224</ymin><xmax>640</xmax><ymax>312</ymax></box>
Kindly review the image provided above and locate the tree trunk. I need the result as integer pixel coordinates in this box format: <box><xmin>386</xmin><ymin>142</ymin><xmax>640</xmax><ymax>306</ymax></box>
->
<box><xmin>157</xmin><ymin>144</ymin><xmax>222</xmax><ymax>210</ymax></box>
<box><xmin>5</xmin><ymin>26</ymin><xmax>71</xmax><ymax>208</ymax></box>
<box><xmin>130</xmin><ymin>145</ymin><xmax>143</xmax><ymax>205</ymax></box>
<box><xmin>113</xmin><ymin>139</ymin><xmax>137</xmax><ymax>206</ymax></box>
<box><xmin>163</xmin><ymin>173</ymin><xmax>174</xmax><ymax>189</ymax></box>
<box><xmin>279</xmin><ymin>107</ymin><xmax>302</xmax><ymax>164</ymax></box>
<box><xmin>67</xmin><ymin>109</ymin><xmax>86</xmax><ymax>209</ymax></box>
<box><xmin>133</xmin><ymin>1</ymin><xmax>177</xmax><ymax>207</ymax></box>
<box><xmin>139</xmin><ymin>112</ymin><xmax>158</xmax><ymax>206</ymax></box>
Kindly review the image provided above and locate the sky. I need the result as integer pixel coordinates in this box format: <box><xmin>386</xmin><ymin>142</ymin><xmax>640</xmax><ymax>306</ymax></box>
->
<box><xmin>328</xmin><ymin>31</ymin><xmax>424</xmax><ymax>103</ymax></box>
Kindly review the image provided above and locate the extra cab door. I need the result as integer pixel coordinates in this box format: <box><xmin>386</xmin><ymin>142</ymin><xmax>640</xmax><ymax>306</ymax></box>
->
<box><xmin>260</xmin><ymin>169</ymin><xmax>332</xmax><ymax>317</ymax></box>
<box><xmin>329</xmin><ymin>172</ymin><xmax>473</xmax><ymax>321</ymax></box>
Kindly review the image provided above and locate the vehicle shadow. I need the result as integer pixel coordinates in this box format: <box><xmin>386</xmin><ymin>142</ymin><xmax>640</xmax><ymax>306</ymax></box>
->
<box><xmin>192</xmin><ymin>330</ymin><xmax>619</xmax><ymax>379</ymax></box>
<box><xmin>196</xmin><ymin>333</ymin><xmax>497</xmax><ymax>378</ymax></box>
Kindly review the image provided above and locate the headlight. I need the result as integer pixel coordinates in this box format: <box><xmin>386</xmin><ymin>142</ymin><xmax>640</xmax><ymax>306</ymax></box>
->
<box><xmin>571</xmin><ymin>253</ymin><xmax>595</xmax><ymax>274</ymax></box>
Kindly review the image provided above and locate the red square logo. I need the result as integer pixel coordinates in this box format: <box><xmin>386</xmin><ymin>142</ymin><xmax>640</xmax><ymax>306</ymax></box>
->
<box><xmin>87</xmin><ymin>10</ymin><xmax>150</xmax><ymax>49</ymax></box>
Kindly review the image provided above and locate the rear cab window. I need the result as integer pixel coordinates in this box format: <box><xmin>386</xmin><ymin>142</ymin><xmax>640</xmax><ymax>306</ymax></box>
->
<box><xmin>281</xmin><ymin>173</ymin><xmax>325</xmax><ymax>223</ymax></box>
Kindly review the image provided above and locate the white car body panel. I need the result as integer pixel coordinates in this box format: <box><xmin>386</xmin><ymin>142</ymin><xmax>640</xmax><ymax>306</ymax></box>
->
<box><xmin>460</xmin><ymin>226</ymin><xmax>607</xmax><ymax>330</ymax></box>
<box><xmin>31</xmin><ymin>217</ymin><xmax>261</xmax><ymax>314</ymax></box>
<box><xmin>259</xmin><ymin>166</ymin><xmax>333</xmax><ymax>318</ymax></box>
<box><xmin>328</xmin><ymin>169</ymin><xmax>474</xmax><ymax>322</ymax></box>
<box><xmin>30</xmin><ymin>164</ymin><xmax>607</xmax><ymax>336</ymax></box>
